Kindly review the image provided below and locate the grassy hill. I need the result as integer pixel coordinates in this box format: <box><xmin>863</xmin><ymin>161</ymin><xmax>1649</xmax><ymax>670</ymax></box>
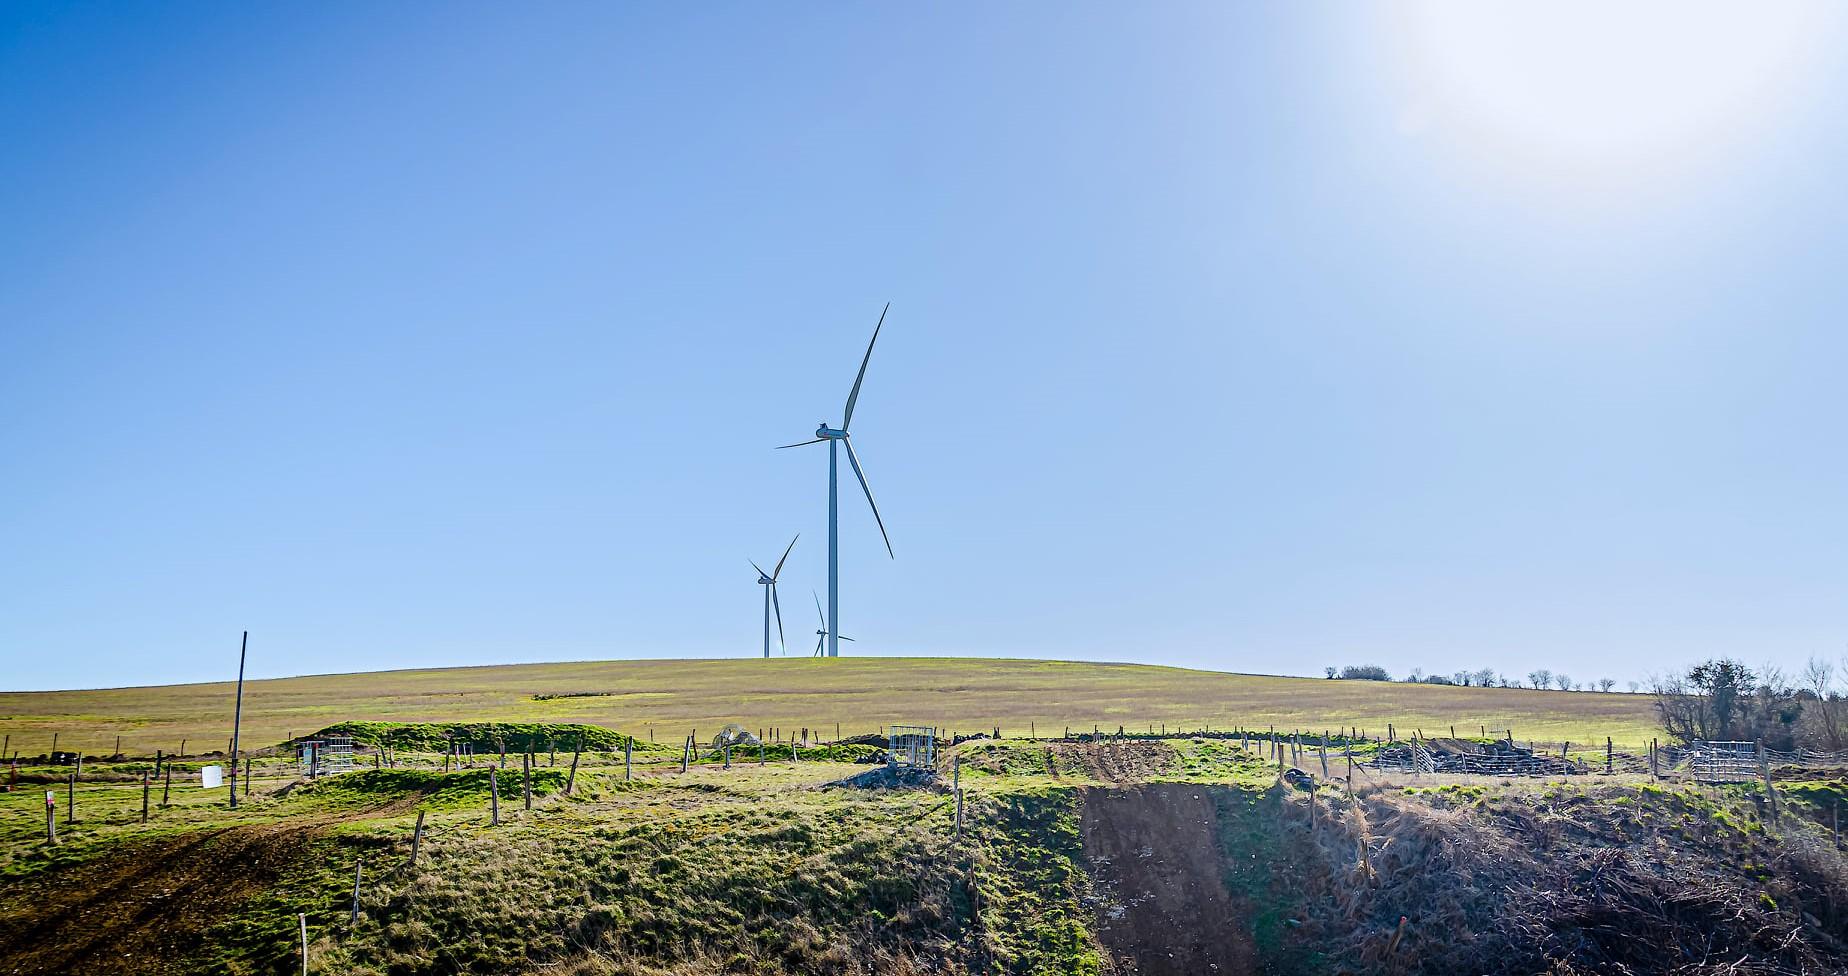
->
<box><xmin>0</xmin><ymin>657</ymin><xmax>1661</xmax><ymax>756</ymax></box>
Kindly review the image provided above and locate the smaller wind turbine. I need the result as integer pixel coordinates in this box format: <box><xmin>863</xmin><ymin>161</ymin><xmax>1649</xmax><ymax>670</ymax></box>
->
<box><xmin>811</xmin><ymin>590</ymin><xmax>854</xmax><ymax>656</ymax></box>
<box><xmin>751</xmin><ymin>535</ymin><xmax>799</xmax><ymax>658</ymax></box>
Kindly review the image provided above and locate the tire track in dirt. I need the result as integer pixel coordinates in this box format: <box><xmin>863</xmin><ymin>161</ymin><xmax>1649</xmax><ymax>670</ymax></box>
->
<box><xmin>1081</xmin><ymin>784</ymin><xmax>1256</xmax><ymax>976</ymax></box>
<box><xmin>0</xmin><ymin>796</ymin><xmax>422</xmax><ymax>976</ymax></box>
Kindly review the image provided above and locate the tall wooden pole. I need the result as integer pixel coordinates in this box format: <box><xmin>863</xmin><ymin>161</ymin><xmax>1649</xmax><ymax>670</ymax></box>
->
<box><xmin>230</xmin><ymin>631</ymin><xmax>248</xmax><ymax>809</ymax></box>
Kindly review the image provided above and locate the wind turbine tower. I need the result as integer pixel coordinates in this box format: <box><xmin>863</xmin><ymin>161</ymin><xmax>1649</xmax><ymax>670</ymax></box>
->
<box><xmin>778</xmin><ymin>304</ymin><xmax>894</xmax><ymax>657</ymax></box>
<box><xmin>751</xmin><ymin>535</ymin><xmax>798</xmax><ymax>658</ymax></box>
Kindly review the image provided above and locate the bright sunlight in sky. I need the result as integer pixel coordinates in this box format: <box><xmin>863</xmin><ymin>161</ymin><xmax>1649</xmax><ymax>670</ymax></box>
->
<box><xmin>1381</xmin><ymin>2</ymin><xmax>1840</xmax><ymax>191</ymax></box>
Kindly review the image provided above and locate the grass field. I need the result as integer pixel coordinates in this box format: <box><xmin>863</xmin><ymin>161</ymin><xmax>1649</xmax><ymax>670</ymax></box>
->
<box><xmin>0</xmin><ymin>657</ymin><xmax>1662</xmax><ymax>756</ymax></box>
<box><xmin>3</xmin><ymin>737</ymin><xmax>1842</xmax><ymax>975</ymax></box>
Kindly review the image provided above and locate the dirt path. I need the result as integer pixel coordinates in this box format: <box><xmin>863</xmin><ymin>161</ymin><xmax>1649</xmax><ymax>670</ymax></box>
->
<box><xmin>1081</xmin><ymin>784</ymin><xmax>1256</xmax><ymax>976</ymax></box>
<box><xmin>0</xmin><ymin>796</ymin><xmax>421</xmax><ymax>976</ymax></box>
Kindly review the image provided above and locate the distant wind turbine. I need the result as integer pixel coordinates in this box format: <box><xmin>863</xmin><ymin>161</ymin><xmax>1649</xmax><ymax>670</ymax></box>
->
<box><xmin>811</xmin><ymin>590</ymin><xmax>854</xmax><ymax>657</ymax></box>
<box><xmin>778</xmin><ymin>303</ymin><xmax>894</xmax><ymax>658</ymax></box>
<box><xmin>750</xmin><ymin>535</ymin><xmax>798</xmax><ymax>658</ymax></box>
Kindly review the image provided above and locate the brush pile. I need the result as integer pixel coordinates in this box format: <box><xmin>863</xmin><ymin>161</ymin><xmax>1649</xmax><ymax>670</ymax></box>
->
<box><xmin>1274</xmin><ymin>785</ymin><xmax>1848</xmax><ymax>974</ymax></box>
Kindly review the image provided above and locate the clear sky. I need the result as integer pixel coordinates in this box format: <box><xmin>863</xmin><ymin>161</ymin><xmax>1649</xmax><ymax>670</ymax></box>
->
<box><xmin>3</xmin><ymin>3</ymin><xmax>1845</xmax><ymax>691</ymax></box>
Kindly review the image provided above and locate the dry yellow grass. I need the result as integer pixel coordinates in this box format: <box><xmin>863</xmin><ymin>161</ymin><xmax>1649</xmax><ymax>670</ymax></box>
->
<box><xmin>0</xmin><ymin>657</ymin><xmax>1661</xmax><ymax>756</ymax></box>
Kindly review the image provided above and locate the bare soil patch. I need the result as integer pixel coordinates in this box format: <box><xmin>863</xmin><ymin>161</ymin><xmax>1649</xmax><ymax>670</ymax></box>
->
<box><xmin>1080</xmin><ymin>783</ymin><xmax>1256</xmax><ymax>976</ymax></box>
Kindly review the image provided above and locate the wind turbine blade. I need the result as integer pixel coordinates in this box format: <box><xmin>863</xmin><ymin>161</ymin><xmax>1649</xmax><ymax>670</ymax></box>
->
<box><xmin>813</xmin><ymin>589</ymin><xmax>826</xmax><ymax>628</ymax></box>
<box><xmin>771</xmin><ymin>534</ymin><xmax>799</xmax><ymax>579</ymax></box>
<box><xmin>838</xmin><ymin>635</ymin><xmax>856</xmax><ymax>642</ymax></box>
<box><xmin>776</xmin><ymin>438</ymin><xmax>826</xmax><ymax>450</ymax></box>
<box><xmin>771</xmin><ymin>584</ymin><xmax>786</xmax><ymax>653</ymax></box>
<box><xmin>814</xmin><ymin>634</ymin><xmax>825</xmax><ymax>655</ymax></box>
<box><xmin>840</xmin><ymin>302</ymin><xmax>888</xmax><ymax>431</ymax></box>
<box><xmin>750</xmin><ymin>560</ymin><xmax>769</xmax><ymax>579</ymax></box>
<box><xmin>843</xmin><ymin>439</ymin><xmax>894</xmax><ymax>558</ymax></box>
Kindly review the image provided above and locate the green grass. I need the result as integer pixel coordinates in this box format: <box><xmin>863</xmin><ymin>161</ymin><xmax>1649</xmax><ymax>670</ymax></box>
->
<box><xmin>4</xmin><ymin>738</ymin><xmax>1842</xmax><ymax>975</ymax></box>
<box><xmin>0</xmin><ymin>657</ymin><xmax>1663</xmax><ymax>758</ymax></box>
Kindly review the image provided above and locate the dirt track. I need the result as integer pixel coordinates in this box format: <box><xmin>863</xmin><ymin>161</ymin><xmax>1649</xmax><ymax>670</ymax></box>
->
<box><xmin>1081</xmin><ymin>784</ymin><xmax>1256</xmax><ymax>976</ymax></box>
<box><xmin>0</xmin><ymin>796</ymin><xmax>419</xmax><ymax>976</ymax></box>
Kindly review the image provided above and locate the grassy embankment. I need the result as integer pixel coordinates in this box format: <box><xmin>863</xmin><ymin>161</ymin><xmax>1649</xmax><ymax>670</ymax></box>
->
<box><xmin>4</xmin><ymin>733</ymin><xmax>1847</xmax><ymax>975</ymax></box>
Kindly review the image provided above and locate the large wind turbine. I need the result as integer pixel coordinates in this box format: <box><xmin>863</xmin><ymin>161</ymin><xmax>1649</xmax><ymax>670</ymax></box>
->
<box><xmin>750</xmin><ymin>535</ymin><xmax>798</xmax><ymax>658</ymax></box>
<box><xmin>778</xmin><ymin>304</ymin><xmax>894</xmax><ymax>657</ymax></box>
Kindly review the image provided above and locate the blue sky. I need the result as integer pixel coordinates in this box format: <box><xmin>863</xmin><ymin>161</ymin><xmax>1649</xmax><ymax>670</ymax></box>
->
<box><xmin>3</xmin><ymin>3</ymin><xmax>1845</xmax><ymax>690</ymax></box>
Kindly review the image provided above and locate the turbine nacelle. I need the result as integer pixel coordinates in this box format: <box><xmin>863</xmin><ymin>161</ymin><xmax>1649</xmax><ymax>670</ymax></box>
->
<box><xmin>815</xmin><ymin>424</ymin><xmax>847</xmax><ymax>440</ymax></box>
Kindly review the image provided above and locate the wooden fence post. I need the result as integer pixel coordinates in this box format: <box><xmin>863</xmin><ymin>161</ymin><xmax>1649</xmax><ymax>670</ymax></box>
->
<box><xmin>1606</xmin><ymin>737</ymin><xmax>1613</xmax><ymax>774</ymax></box>
<box><xmin>349</xmin><ymin>858</ymin><xmax>364</xmax><ymax>925</ymax></box>
<box><xmin>522</xmin><ymin>753</ymin><xmax>533</xmax><ymax>811</ymax></box>
<box><xmin>66</xmin><ymin>771</ymin><xmax>75</xmax><ymax>824</ymax></box>
<box><xmin>625</xmin><ymin>737</ymin><xmax>633</xmax><ymax>781</ymax></box>
<box><xmin>490</xmin><ymin>768</ymin><xmax>501</xmax><ymax>825</ymax></box>
<box><xmin>954</xmin><ymin>755</ymin><xmax>963</xmax><ymax>838</ymax></box>
<box><xmin>46</xmin><ymin>791</ymin><xmax>56</xmax><ymax>844</ymax></box>
<box><xmin>567</xmin><ymin>741</ymin><xmax>581</xmax><ymax>794</ymax></box>
<box><xmin>142</xmin><ymin>771</ymin><xmax>150</xmax><ymax>823</ymax></box>
<box><xmin>299</xmin><ymin>913</ymin><xmax>309</xmax><ymax>976</ymax></box>
<box><xmin>1757</xmin><ymin>739</ymin><xmax>1779</xmax><ymax>822</ymax></box>
<box><xmin>681</xmin><ymin>736</ymin><xmax>689</xmax><ymax>773</ymax></box>
<box><xmin>410</xmin><ymin>810</ymin><xmax>425</xmax><ymax>865</ymax></box>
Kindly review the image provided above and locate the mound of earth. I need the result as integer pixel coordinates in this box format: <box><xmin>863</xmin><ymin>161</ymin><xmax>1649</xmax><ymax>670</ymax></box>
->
<box><xmin>824</xmin><ymin>764</ymin><xmax>940</xmax><ymax>790</ymax></box>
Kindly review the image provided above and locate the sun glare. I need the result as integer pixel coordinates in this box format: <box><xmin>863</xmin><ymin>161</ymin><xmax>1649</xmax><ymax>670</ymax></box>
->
<box><xmin>1384</xmin><ymin>1</ymin><xmax>1841</xmax><ymax>185</ymax></box>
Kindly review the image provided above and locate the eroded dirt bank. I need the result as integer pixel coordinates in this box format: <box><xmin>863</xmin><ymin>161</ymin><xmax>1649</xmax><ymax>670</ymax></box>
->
<box><xmin>1081</xmin><ymin>784</ymin><xmax>1257</xmax><ymax>976</ymax></box>
<box><xmin>1080</xmin><ymin>780</ymin><xmax>1848</xmax><ymax>976</ymax></box>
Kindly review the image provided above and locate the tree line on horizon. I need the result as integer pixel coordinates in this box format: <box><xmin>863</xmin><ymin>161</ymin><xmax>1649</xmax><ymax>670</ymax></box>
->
<box><xmin>1324</xmin><ymin>664</ymin><xmax>1631</xmax><ymax>693</ymax></box>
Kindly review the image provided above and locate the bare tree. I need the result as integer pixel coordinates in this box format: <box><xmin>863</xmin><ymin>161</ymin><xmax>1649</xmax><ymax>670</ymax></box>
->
<box><xmin>1406</xmin><ymin>667</ymin><xmax>1425</xmax><ymax>683</ymax></box>
<box><xmin>1528</xmin><ymin>669</ymin><xmax>1552</xmax><ymax>690</ymax></box>
<box><xmin>1596</xmin><ymin>678</ymin><xmax>1616</xmax><ymax>693</ymax></box>
<box><xmin>1473</xmin><ymin>668</ymin><xmax>1499</xmax><ymax>688</ymax></box>
<box><xmin>1653</xmin><ymin>659</ymin><xmax>1801</xmax><ymax>748</ymax></box>
<box><xmin>1453</xmin><ymin>670</ymin><xmax>1472</xmax><ymax>687</ymax></box>
<box><xmin>1626</xmin><ymin>680</ymin><xmax>1640</xmax><ymax>694</ymax></box>
<box><xmin>1554</xmin><ymin>673</ymin><xmax>1573</xmax><ymax>692</ymax></box>
<box><xmin>1803</xmin><ymin>657</ymin><xmax>1841</xmax><ymax>751</ymax></box>
<box><xmin>1325</xmin><ymin>666</ymin><xmax>1338</xmax><ymax>679</ymax></box>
